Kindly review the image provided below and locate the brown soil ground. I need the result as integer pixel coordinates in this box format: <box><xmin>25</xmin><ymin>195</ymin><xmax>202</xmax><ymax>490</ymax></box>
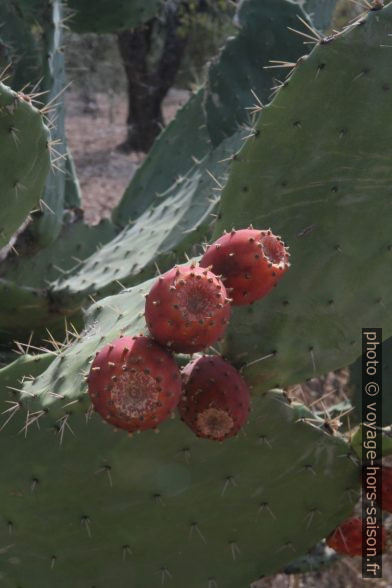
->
<box><xmin>65</xmin><ymin>89</ymin><xmax>392</xmax><ymax>588</ymax></box>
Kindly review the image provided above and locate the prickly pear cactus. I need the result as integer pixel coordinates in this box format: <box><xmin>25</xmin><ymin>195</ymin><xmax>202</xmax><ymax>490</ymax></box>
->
<box><xmin>0</xmin><ymin>0</ymin><xmax>342</xmax><ymax>343</ymax></box>
<box><xmin>67</xmin><ymin>0</ymin><xmax>162</xmax><ymax>33</ymax></box>
<box><xmin>32</xmin><ymin>0</ymin><xmax>68</xmax><ymax>245</ymax></box>
<box><xmin>0</xmin><ymin>0</ymin><xmax>77</xmax><ymax>247</ymax></box>
<box><xmin>0</xmin><ymin>82</ymin><xmax>50</xmax><ymax>248</ymax></box>
<box><xmin>0</xmin><ymin>357</ymin><xmax>360</xmax><ymax>587</ymax></box>
<box><xmin>48</xmin><ymin>0</ymin><xmax>313</xmax><ymax>309</ymax></box>
<box><xmin>51</xmin><ymin>132</ymin><xmax>242</xmax><ymax>304</ymax></box>
<box><xmin>0</xmin><ymin>1</ymin><xmax>382</xmax><ymax>584</ymax></box>
<box><xmin>204</xmin><ymin>0</ymin><xmax>306</xmax><ymax>146</ymax></box>
<box><xmin>215</xmin><ymin>3</ymin><xmax>392</xmax><ymax>390</ymax></box>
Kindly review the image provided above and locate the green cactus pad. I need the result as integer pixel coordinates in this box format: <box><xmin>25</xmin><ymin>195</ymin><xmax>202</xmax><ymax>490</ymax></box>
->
<box><xmin>0</xmin><ymin>0</ymin><xmax>70</xmax><ymax>246</ymax></box>
<box><xmin>67</xmin><ymin>0</ymin><xmax>162</xmax><ymax>34</ymax></box>
<box><xmin>0</xmin><ymin>217</ymin><xmax>116</xmax><ymax>342</ymax></box>
<box><xmin>17</xmin><ymin>281</ymin><xmax>149</xmax><ymax>413</ymax></box>
<box><xmin>52</xmin><ymin>133</ymin><xmax>242</xmax><ymax>304</ymax></box>
<box><xmin>204</xmin><ymin>0</ymin><xmax>306</xmax><ymax>147</ymax></box>
<box><xmin>0</xmin><ymin>82</ymin><xmax>50</xmax><ymax>248</ymax></box>
<box><xmin>0</xmin><ymin>353</ymin><xmax>55</xmax><ymax>393</ymax></box>
<box><xmin>214</xmin><ymin>4</ymin><xmax>392</xmax><ymax>390</ymax></box>
<box><xmin>32</xmin><ymin>0</ymin><xmax>67</xmax><ymax>245</ymax></box>
<box><xmin>0</xmin><ymin>380</ymin><xmax>360</xmax><ymax>586</ymax></box>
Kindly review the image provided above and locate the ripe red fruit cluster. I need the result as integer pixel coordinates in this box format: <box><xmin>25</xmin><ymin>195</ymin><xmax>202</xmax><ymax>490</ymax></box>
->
<box><xmin>88</xmin><ymin>227</ymin><xmax>289</xmax><ymax>438</ymax></box>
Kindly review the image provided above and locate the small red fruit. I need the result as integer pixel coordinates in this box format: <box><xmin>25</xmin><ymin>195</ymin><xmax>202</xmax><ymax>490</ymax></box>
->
<box><xmin>200</xmin><ymin>227</ymin><xmax>290</xmax><ymax>305</ymax></box>
<box><xmin>87</xmin><ymin>335</ymin><xmax>182</xmax><ymax>432</ymax></box>
<box><xmin>178</xmin><ymin>355</ymin><xmax>250</xmax><ymax>441</ymax></box>
<box><xmin>326</xmin><ymin>516</ymin><xmax>386</xmax><ymax>556</ymax></box>
<box><xmin>145</xmin><ymin>264</ymin><xmax>231</xmax><ymax>353</ymax></box>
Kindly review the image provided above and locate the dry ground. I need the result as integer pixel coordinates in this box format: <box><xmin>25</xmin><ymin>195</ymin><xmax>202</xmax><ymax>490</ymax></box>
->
<box><xmin>65</xmin><ymin>89</ymin><xmax>391</xmax><ymax>588</ymax></box>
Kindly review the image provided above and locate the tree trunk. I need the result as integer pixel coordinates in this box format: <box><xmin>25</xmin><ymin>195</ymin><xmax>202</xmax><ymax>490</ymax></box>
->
<box><xmin>117</xmin><ymin>6</ymin><xmax>189</xmax><ymax>153</ymax></box>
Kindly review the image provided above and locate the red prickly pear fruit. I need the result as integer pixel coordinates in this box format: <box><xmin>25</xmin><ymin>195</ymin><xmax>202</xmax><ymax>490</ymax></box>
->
<box><xmin>200</xmin><ymin>227</ymin><xmax>290</xmax><ymax>305</ymax></box>
<box><xmin>326</xmin><ymin>517</ymin><xmax>386</xmax><ymax>556</ymax></box>
<box><xmin>144</xmin><ymin>264</ymin><xmax>231</xmax><ymax>353</ymax></box>
<box><xmin>87</xmin><ymin>335</ymin><xmax>182</xmax><ymax>432</ymax></box>
<box><xmin>178</xmin><ymin>355</ymin><xmax>250</xmax><ymax>441</ymax></box>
